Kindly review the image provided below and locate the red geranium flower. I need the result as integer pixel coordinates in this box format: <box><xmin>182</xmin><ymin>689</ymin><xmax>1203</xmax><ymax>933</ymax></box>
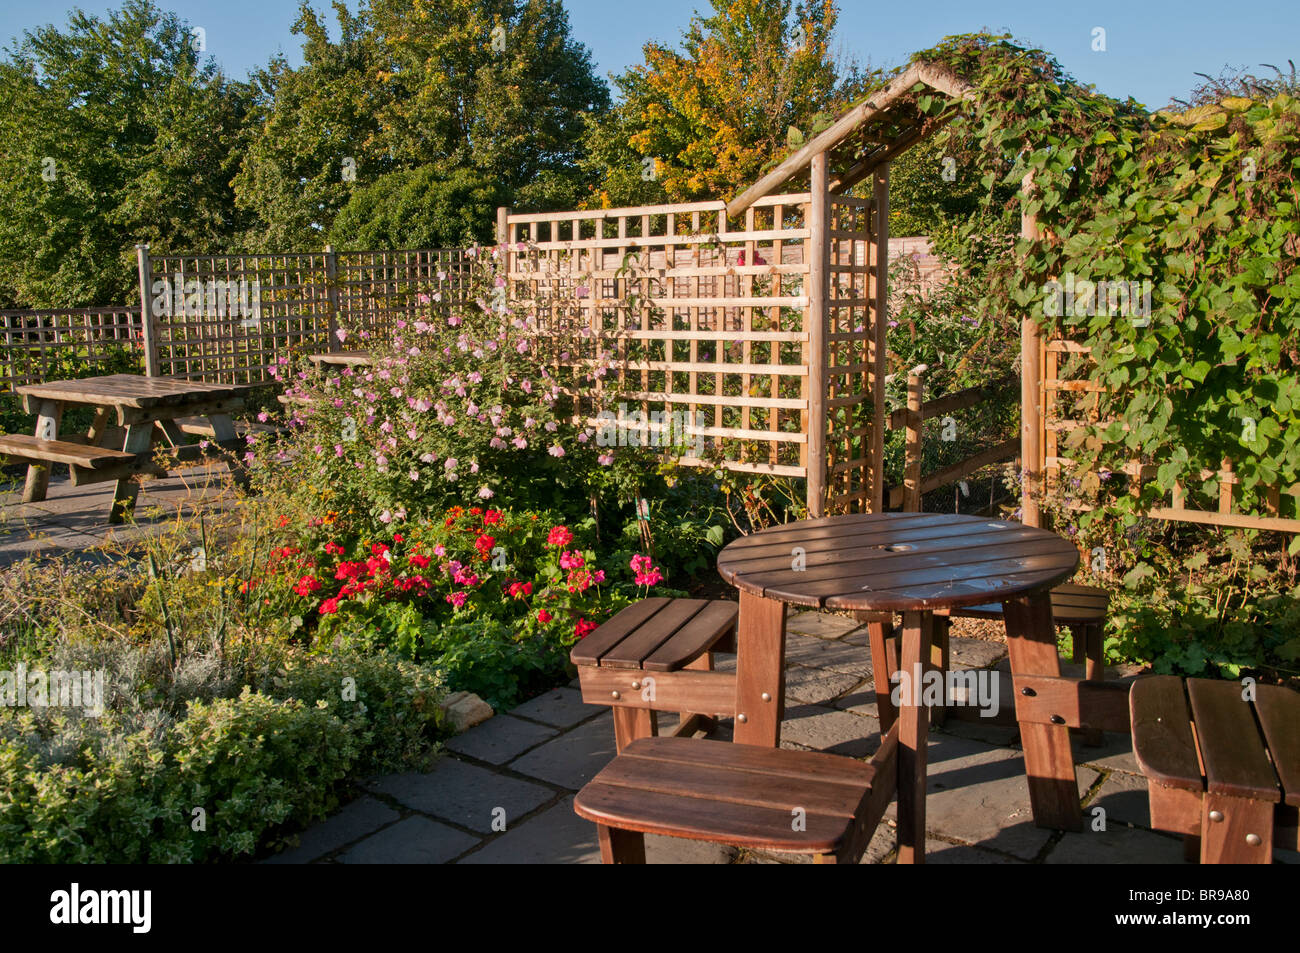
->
<box><xmin>537</xmin><ymin>609</ymin><xmax>553</xmax><ymax>624</ymax></box>
<box><xmin>574</xmin><ymin>618</ymin><xmax>598</xmax><ymax>639</ymax></box>
<box><xmin>324</xmin><ymin>542</ymin><xmax>345</xmax><ymax>556</ymax></box>
<box><xmin>319</xmin><ymin>597</ymin><xmax>341</xmax><ymax>615</ymax></box>
<box><xmin>546</xmin><ymin>526</ymin><xmax>573</xmax><ymax>547</ymax></box>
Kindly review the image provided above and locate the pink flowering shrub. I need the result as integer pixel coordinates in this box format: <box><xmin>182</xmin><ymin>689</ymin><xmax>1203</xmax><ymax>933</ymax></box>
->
<box><xmin>261</xmin><ymin>243</ymin><xmax>618</xmax><ymax>523</ymax></box>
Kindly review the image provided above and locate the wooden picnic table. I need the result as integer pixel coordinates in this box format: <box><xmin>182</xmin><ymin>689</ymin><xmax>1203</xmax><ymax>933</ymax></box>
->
<box><xmin>716</xmin><ymin>511</ymin><xmax>1082</xmax><ymax>863</ymax></box>
<box><xmin>6</xmin><ymin>374</ymin><xmax>256</xmax><ymax>523</ymax></box>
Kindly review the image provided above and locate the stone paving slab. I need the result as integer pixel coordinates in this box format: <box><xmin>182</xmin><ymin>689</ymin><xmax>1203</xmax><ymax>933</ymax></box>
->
<box><xmin>783</xmin><ymin>665</ymin><xmax>864</xmax><ymax>705</ymax></box>
<box><xmin>785</xmin><ymin>610</ymin><xmax>860</xmax><ymax>639</ymax></box>
<box><xmin>779</xmin><ymin>703</ymin><xmax>881</xmax><ymax>758</ymax></box>
<box><xmin>949</xmin><ymin>635</ymin><xmax>1008</xmax><ymax>669</ymax></box>
<box><xmin>783</xmin><ymin>632</ymin><xmax>874</xmax><ymax>676</ymax></box>
<box><xmin>1085</xmin><ymin>767</ymin><xmax>1153</xmax><ymax>830</ymax></box>
<box><xmin>884</xmin><ymin>732</ymin><xmax>1099</xmax><ymax>861</ymax></box>
<box><xmin>458</xmin><ymin>796</ymin><xmax>735</xmax><ymax>864</ymax></box>
<box><xmin>507</xmin><ymin>686</ymin><xmax>602</xmax><ymax>729</ymax></box>
<box><xmin>337</xmin><ymin>816</ymin><xmax>480</xmax><ymax>864</ymax></box>
<box><xmin>507</xmin><ymin>712</ymin><xmax>616</xmax><ymax>790</ymax></box>
<box><xmin>263</xmin><ymin>796</ymin><xmax>400</xmax><ymax>864</ymax></box>
<box><xmin>367</xmin><ymin>759</ymin><xmax>554</xmax><ymax>833</ymax></box>
<box><xmin>1046</xmin><ymin>826</ymin><xmax>1185</xmax><ymax>864</ymax></box>
<box><xmin>445</xmin><ymin>714</ymin><xmax>558</xmax><ymax>765</ymax></box>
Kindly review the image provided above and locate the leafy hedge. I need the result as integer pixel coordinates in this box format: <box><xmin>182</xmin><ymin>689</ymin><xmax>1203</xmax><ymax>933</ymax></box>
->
<box><xmin>0</xmin><ymin>652</ymin><xmax>445</xmax><ymax>863</ymax></box>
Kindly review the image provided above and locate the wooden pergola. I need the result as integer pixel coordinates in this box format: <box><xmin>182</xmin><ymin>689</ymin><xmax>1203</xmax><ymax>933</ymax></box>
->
<box><xmin>725</xmin><ymin>62</ymin><xmax>1049</xmax><ymax>525</ymax></box>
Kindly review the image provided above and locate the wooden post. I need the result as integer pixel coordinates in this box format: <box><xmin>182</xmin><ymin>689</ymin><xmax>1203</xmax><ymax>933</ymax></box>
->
<box><xmin>805</xmin><ymin>153</ymin><xmax>830</xmax><ymax>518</ymax></box>
<box><xmin>324</xmin><ymin>245</ymin><xmax>341</xmax><ymax>352</ymax></box>
<box><xmin>870</xmin><ymin>165</ymin><xmax>890</xmax><ymax>513</ymax></box>
<box><xmin>496</xmin><ymin>206</ymin><xmax>510</xmax><ymax>245</ymax></box>
<box><xmin>904</xmin><ymin>369</ymin><xmax>924</xmax><ymax>512</ymax></box>
<box><xmin>1020</xmin><ymin>172</ymin><xmax>1043</xmax><ymax>527</ymax></box>
<box><xmin>135</xmin><ymin>244</ymin><xmax>159</xmax><ymax>377</ymax></box>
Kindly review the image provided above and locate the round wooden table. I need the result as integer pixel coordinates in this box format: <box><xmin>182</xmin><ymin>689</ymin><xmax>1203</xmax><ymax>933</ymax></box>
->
<box><xmin>717</xmin><ymin>512</ymin><xmax>1081</xmax><ymax>863</ymax></box>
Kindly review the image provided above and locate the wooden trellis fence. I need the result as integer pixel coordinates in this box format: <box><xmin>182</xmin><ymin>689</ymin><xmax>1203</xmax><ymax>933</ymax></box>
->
<box><xmin>1031</xmin><ymin>334</ymin><xmax>1300</xmax><ymax>533</ymax></box>
<box><xmin>499</xmin><ymin>173</ymin><xmax>887</xmax><ymax>516</ymax></box>
<box><xmin>0</xmin><ymin>306</ymin><xmax>144</xmax><ymax>390</ymax></box>
<box><xmin>136</xmin><ymin>245</ymin><xmax>471</xmax><ymax>384</ymax></box>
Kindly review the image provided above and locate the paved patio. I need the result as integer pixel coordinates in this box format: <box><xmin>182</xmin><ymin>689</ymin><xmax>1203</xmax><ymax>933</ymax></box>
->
<box><xmin>266</xmin><ymin>611</ymin><xmax>1300</xmax><ymax>865</ymax></box>
<box><xmin>0</xmin><ymin>466</ymin><xmax>238</xmax><ymax>566</ymax></box>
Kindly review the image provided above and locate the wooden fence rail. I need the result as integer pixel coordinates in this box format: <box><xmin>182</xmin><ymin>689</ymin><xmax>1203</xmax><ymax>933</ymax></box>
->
<box><xmin>887</xmin><ymin>368</ymin><xmax>1020</xmax><ymax>511</ymax></box>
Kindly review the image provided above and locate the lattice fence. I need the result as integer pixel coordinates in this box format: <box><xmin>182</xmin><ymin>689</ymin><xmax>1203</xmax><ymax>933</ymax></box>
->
<box><xmin>503</xmin><ymin>195</ymin><xmax>813</xmax><ymax>480</ymax></box>
<box><xmin>141</xmin><ymin>247</ymin><xmax>471</xmax><ymax>383</ymax></box>
<box><xmin>1038</xmin><ymin>336</ymin><xmax>1300</xmax><ymax>532</ymax></box>
<box><xmin>0</xmin><ymin>307</ymin><xmax>144</xmax><ymax>391</ymax></box>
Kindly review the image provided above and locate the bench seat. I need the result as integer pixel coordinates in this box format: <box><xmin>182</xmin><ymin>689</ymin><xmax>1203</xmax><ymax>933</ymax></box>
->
<box><xmin>571</xmin><ymin>598</ymin><xmax>738</xmax><ymax>750</ymax></box>
<box><xmin>575</xmin><ymin>730</ymin><xmax>898</xmax><ymax>862</ymax></box>
<box><xmin>1131</xmin><ymin>675</ymin><xmax>1299</xmax><ymax>863</ymax></box>
<box><xmin>0</xmin><ymin>434</ymin><xmax>137</xmax><ymax>469</ymax></box>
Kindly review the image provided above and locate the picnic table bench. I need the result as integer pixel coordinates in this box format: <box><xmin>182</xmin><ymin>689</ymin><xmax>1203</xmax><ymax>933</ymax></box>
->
<box><xmin>1131</xmin><ymin>675</ymin><xmax>1299</xmax><ymax>863</ymax></box>
<box><xmin>3</xmin><ymin>374</ymin><xmax>256</xmax><ymax>523</ymax></box>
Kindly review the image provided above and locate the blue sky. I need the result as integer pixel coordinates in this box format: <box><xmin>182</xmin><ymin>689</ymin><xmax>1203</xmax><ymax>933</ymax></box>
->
<box><xmin>1</xmin><ymin>0</ymin><xmax>1295</xmax><ymax>109</ymax></box>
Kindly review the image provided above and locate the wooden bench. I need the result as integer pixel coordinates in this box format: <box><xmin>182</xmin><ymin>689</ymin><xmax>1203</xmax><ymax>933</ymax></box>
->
<box><xmin>571</xmin><ymin>597</ymin><xmax>738</xmax><ymax>751</ymax></box>
<box><xmin>1131</xmin><ymin>675</ymin><xmax>1299</xmax><ymax>863</ymax></box>
<box><xmin>574</xmin><ymin>729</ymin><xmax>898</xmax><ymax>863</ymax></box>
<box><xmin>0</xmin><ymin>433</ymin><xmax>137</xmax><ymax>471</ymax></box>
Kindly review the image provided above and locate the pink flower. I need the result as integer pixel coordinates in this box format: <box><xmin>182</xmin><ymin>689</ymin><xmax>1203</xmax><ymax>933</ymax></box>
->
<box><xmin>547</xmin><ymin>526</ymin><xmax>573</xmax><ymax>547</ymax></box>
<box><xmin>446</xmin><ymin>591</ymin><xmax>468</xmax><ymax>608</ymax></box>
<box><xmin>560</xmin><ymin>551</ymin><xmax>585</xmax><ymax>570</ymax></box>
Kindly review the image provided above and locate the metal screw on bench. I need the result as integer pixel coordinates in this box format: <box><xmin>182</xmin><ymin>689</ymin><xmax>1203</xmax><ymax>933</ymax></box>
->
<box><xmin>611</xmin><ymin>691</ymin><xmax>621</xmax><ymax>700</ymax></box>
<box><xmin>631</xmin><ymin>681</ymin><xmax>641</xmax><ymax>690</ymax></box>
<box><xmin>1209</xmin><ymin>810</ymin><xmax>1224</xmax><ymax>822</ymax></box>
<box><xmin>762</xmin><ymin>692</ymin><xmax>771</xmax><ymax>702</ymax></box>
<box><xmin>1050</xmin><ymin>714</ymin><xmax>1065</xmax><ymax>724</ymax></box>
<box><xmin>1245</xmin><ymin>834</ymin><xmax>1261</xmax><ymax>846</ymax></box>
<box><xmin>737</xmin><ymin>713</ymin><xmax>748</xmax><ymax>723</ymax></box>
<box><xmin>1021</xmin><ymin>687</ymin><xmax>1036</xmax><ymax>696</ymax></box>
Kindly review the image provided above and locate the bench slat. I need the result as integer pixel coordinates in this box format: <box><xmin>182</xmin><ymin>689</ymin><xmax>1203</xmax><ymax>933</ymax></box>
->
<box><xmin>1253</xmin><ymin>684</ymin><xmax>1300</xmax><ymax>808</ymax></box>
<box><xmin>0</xmin><ymin>434</ymin><xmax>136</xmax><ymax>469</ymax></box>
<box><xmin>1130</xmin><ymin>675</ymin><xmax>1202</xmax><ymax>793</ymax></box>
<box><xmin>1188</xmin><ymin>679</ymin><xmax>1281</xmax><ymax>803</ymax></box>
<box><xmin>601</xmin><ymin>599</ymin><xmax>708</xmax><ymax>669</ymax></box>
<box><xmin>641</xmin><ymin>600</ymin><xmax>737</xmax><ymax>672</ymax></box>
<box><xmin>574</xmin><ymin>737</ymin><xmax>873</xmax><ymax>853</ymax></box>
<box><xmin>950</xmin><ymin>583</ymin><xmax>1108</xmax><ymax>623</ymax></box>
<box><xmin>569</xmin><ymin>598</ymin><xmax>671</xmax><ymax>666</ymax></box>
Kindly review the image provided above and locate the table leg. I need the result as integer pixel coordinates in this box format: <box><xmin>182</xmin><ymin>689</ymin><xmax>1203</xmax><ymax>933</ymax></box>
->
<box><xmin>733</xmin><ymin>589</ymin><xmax>786</xmax><ymax>747</ymax></box>
<box><xmin>1004</xmin><ymin>592</ymin><xmax>1083</xmax><ymax>831</ymax></box>
<box><xmin>22</xmin><ymin>399</ymin><xmax>63</xmax><ymax>502</ymax></box>
<box><xmin>109</xmin><ymin>423</ymin><xmax>154</xmax><ymax>525</ymax></box>
<box><xmin>897</xmin><ymin>610</ymin><xmax>932</xmax><ymax>864</ymax></box>
<box><xmin>208</xmin><ymin>414</ymin><xmax>251</xmax><ymax>489</ymax></box>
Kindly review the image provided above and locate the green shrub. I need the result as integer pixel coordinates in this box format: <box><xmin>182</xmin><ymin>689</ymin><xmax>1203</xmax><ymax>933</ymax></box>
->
<box><xmin>0</xmin><ymin>650</ymin><xmax>445</xmax><ymax>863</ymax></box>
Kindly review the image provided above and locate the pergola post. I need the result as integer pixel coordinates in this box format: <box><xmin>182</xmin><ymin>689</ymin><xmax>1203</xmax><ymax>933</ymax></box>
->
<box><xmin>135</xmin><ymin>243</ymin><xmax>159</xmax><ymax>377</ymax></box>
<box><xmin>870</xmin><ymin>164</ymin><xmax>890</xmax><ymax>512</ymax></box>
<box><xmin>1020</xmin><ymin>172</ymin><xmax>1043</xmax><ymax>527</ymax></box>
<box><xmin>805</xmin><ymin>153</ymin><xmax>830</xmax><ymax>518</ymax></box>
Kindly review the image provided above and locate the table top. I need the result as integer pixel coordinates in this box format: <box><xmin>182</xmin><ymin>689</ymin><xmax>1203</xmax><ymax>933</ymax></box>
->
<box><xmin>717</xmin><ymin>512</ymin><xmax>1079</xmax><ymax>612</ymax></box>
<box><xmin>17</xmin><ymin>374</ymin><xmax>254</xmax><ymax>410</ymax></box>
<box><xmin>308</xmin><ymin>352</ymin><xmax>373</xmax><ymax>367</ymax></box>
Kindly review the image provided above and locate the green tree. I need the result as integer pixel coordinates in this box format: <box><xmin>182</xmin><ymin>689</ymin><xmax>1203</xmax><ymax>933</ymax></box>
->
<box><xmin>582</xmin><ymin>0</ymin><xmax>868</xmax><ymax>206</ymax></box>
<box><xmin>236</xmin><ymin>0</ymin><xmax>609</xmax><ymax>252</ymax></box>
<box><xmin>0</xmin><ymin>0</ymin><xmax>253</xmax><ymax>307</ymax></box>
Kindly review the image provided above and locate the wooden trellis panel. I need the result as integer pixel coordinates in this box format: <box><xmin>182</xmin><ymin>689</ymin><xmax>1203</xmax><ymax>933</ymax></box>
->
<box><xmin>140</xmin><ymin>247</ymin><xmax>469</xmax><ymax>384</ymax></box>
<box><xmin>823</xmin><ymin>193</ymin><xmax>874</xmax><ymax>513</ymax></box>
<box><xmin>504</xmin><ymin>195</ymin><xmax>812</xmax><ymax>482</ymax></box>
<box><xmin>0</xmin><ymin>307</ymin><xmax>144</xmax><ymax>391</ymax></box>
<box><xmin>1039</xmin><ymin>337</ymin><xmax>1300</xmax><ymax>533</ymax></box>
